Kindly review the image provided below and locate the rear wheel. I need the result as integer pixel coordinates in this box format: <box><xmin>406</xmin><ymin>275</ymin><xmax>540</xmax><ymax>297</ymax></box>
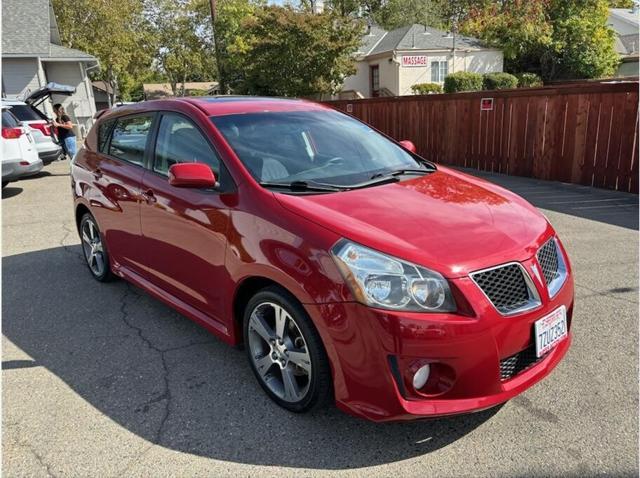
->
<box><xmin>243</xmin><ymin>286</ymin><xmax>332</xmax><ymax>412</ymax></box>
<box><xmin>79</xmin><ymin>213</ymin><xmax>114</xmax><ymax>282</ymax></box>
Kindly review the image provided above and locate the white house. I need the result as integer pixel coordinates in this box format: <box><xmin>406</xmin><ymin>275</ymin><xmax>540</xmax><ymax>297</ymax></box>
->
<box><xmin>340</xmin><ymin>24</ymin><xmax>503</xmax><ymax>98</ymax></box>
<box><xmin>608</xmin><ymin>6</ymin><xmax>639</xmax><ymax>78</ymax></box>
<box><xmin>1</xmin><ymin>0</ymin><xmax>98</xmax><ymax>137</ymax></box>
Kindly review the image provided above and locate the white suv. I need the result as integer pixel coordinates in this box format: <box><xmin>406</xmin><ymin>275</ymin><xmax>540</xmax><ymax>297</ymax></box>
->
<box><xmin>3</xmin><ymin>83</ymin><xmax>76</xmax><ymax>164</ymax></box>
<box><xmin>2</xmin><ymin>108</ymin><xmax>43</xmax><ymax>187</ymax></box>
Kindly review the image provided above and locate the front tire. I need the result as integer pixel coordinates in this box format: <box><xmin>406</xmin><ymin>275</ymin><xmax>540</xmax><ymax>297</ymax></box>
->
<box><xmin>79</xmin><ymin>213</ymin><xmax>114</xmax><ymax>282</ymax></box>
<box><xmin>243</xmin><ymin>286</ymin><xmax>332</xmax><ymax>412</ymax></box>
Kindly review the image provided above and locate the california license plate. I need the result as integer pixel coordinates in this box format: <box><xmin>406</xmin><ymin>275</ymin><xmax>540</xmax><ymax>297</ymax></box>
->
<box><xmin>534</xmin><ymin>306</ymin><xmax>567</xmax><ymax>358</ymax></box>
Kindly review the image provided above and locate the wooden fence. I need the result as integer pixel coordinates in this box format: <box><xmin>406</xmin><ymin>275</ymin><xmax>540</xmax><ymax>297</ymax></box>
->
<box><xmin>325</xmin><ymin>81</ymin><xmax>639</xmax><ymax>194</ymax></box>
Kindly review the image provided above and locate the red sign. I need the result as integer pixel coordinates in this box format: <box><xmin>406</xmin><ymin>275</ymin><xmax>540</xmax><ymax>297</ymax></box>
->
<box><xmin>401</xmin><ymin>55</ymin><xmax>428</xmax><ymax>67</ymax></box>
<box><xmin>481</xmin><ymin>98</ymin><xmax>494</xmax><ymax>111</ymax></box>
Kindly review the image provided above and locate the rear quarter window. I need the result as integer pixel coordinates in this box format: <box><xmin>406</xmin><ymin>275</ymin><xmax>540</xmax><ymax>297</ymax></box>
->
<box><xmin>7</xmin><ymin>104</ymin><xmax>46</xmax><ymax>122</ymax></box>
<box><xmin>2</xmin><ymin>110</ymin><xmax>20</xmax><ymax>128</ymax></box>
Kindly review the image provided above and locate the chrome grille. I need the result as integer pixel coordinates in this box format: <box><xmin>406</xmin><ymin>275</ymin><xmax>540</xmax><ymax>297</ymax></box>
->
<box><xmin>536</xmin><ymin>237</ymin><xmax>568</xmax><ymax>298</ymax></box>
<box><xmin>537</xmin><ymin>239</ymin><xmax>559</xmax><ymax>285</ymax></box>
<box><xmin>470</xmin><ymin>263</ymin><xmax>541</xmax><ymax>315</ymax></box>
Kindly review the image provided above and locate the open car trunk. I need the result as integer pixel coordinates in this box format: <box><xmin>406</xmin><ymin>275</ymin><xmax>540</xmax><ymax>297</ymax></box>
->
<box><xmin>22</xmin><ymin>83</ymin><xmax>76</xmax><ymax>108</ymax></box>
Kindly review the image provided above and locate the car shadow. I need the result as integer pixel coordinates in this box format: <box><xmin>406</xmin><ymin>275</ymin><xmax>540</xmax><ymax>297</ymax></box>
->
<box><xmin>462</xmin><ymin>168</ymin><xmax>639</xmax><ymax>231</ymax></box>
<box><xmin>21</xmin><ymin>170</ymin><xmax>70</xmax><ymax>180</ymax></box>
<box><xmin>2</xmin><ymin>245</ymin><xmax>501</xmax><ymax>469</ymax></box>
<box><xmin>2</xmin><ymin>187</ymin><xmax>23</xmax><ymax>199</ymax></box>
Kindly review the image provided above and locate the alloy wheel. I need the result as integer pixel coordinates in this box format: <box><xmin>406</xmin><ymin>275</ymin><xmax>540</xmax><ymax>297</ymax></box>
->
<box><xmin>81</xmin><ymin>218</ymin><xmax>106</xmax><ymax>277</ymax></box>
<box><xmin>247</xmin><ymin>302</ymin><xmax>312</xmax><ymax>403</ymax></box>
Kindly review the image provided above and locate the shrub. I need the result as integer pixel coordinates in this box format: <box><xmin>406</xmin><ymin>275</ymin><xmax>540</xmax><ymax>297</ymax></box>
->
<box><xmin>411</xmin><ymin>82</ymin><xmax>443</xmax><ymax>95</ymax></box>
<box><xmin>482</xmin><ymin>72</ymin><xmax>519</xmax><ymax>90</ymax></box>
<box><xmin>515</xmin><ymin>72</ymin><xmax>544</xmax><ymax>88</ymax></box>
<box><xmin>443</xmin><ymin>72</ymin><xmax>483</xmax><ymax>94</ymax></box>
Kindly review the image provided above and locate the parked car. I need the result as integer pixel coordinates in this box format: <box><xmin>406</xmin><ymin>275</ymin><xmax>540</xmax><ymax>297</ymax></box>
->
<box><xmin>2</xmin><ymin>107</ymin><xmax>43</xmax><ymax>187</ymax></box>
<box><xmin>71</xmin><ymin>97</ymin><xmax>574</xmax><ymax>421</ymax></box>
<box><xmin>4</xmin><ymin>82</ymin><xmax>76</xmax><ymax>164</ymax></box>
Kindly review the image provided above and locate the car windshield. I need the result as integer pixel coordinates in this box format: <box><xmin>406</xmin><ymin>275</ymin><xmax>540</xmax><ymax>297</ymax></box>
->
<box><xmin>211</xmin><ymin>110</ymin><xmax>432</xmax><ymax>188</ymax></box>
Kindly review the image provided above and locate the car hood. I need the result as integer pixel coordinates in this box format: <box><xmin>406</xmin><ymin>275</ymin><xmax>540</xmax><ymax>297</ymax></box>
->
<box><xmin>274</xmin><ymin>166</ymin><xmax>552</xmax><ymax>278</ymax></box>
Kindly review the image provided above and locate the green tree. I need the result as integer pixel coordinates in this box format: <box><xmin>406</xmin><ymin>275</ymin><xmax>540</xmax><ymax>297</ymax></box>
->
<box><xmin>608</xmin><ymin>0</ymin><xmax>634</xmax><ymax>7</ymax></box>
<box><xmin>462</xmin><ymin>0</ymin><xmax>552</xmax><ymax>74</ymax></box>
<box><xmin>195</xmin><ymin>0</ymin><xmax>261</xmax><ymax>93</ymax></box>
<box><xmin>52</xmin><ymin>0</ymin><xmax>154</xmax><ymax>105</ymax></box>
<box><xmin>461</xmin><ymin>0</ymin><xmax>619</xmax><ymax>80</ymax></box>
<box><xmin>546</xmin><ymin>0</ymin><xmax>619</xmax><ymax>79</ymax></box>
<box><xmin>148</xmin><ymin>0</ymin><xmax>216</xmax><ymax>96</ymax></box>
<box><xmin>230</xmin><ymin>7</ymin><xmax>363</xmax><ymax>97</ymax></box>
<box><xmin>372</xmin><ymin>0</ymin><xmax>446</xmax><ymax>30</ymax></box>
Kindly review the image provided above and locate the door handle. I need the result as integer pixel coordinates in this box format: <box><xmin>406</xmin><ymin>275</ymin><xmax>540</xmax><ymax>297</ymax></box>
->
<box><xmin>141</xmin><ymin>189</ymin><xmax>157</xmax><ymax>204</ymax></box>
<box><xmin>93</xmin><ymin>167</ymin><xmax>103</xmax><ymax>179</ymax></box>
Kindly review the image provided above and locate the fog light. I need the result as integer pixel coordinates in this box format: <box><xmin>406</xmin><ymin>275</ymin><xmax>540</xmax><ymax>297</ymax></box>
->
<box><xmin>412</xmin><ymin>364</ymin><xmax>431</xmax><ymax>390</ymax></box>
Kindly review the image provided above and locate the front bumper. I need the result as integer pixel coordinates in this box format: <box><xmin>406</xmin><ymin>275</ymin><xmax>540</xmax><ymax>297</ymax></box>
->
<box><xmin>306</xmin><ymin>265</ymin><xmax>574</xmax><ymax>422</ymax></box>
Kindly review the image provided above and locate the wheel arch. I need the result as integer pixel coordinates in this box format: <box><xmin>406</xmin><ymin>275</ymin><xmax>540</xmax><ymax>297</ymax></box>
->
<box><xmin>74</xmin><ymin>202</ymin><xmax>91</xmax><ymax>233</ymax></box>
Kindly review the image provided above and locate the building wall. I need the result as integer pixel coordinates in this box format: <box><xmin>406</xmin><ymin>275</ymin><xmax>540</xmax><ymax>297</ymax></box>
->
<box><xmin>342</xmin><ymin>61</ymin><xmax>369</xmax><ymax>95</ymax></box>
<box><xmin>342</xmin><ymin>49</ymin><xmax>504</xmax><ymax>98</ymax></box>
<box><xmin>43</xmin><ymin>61</ymin><xmax>96</xmax><ymax>137</ymax></box>
<box><xmin>1</xmin><ymin>58</ymin><xmax>41</xmax><ymax>98</ymax></box>
<box><xmin>375</xmin><ymin>55</ymin><xmax>399</xmax><ymax>95</ymax></box>
<box><xmin>398</xmin><ymin>50</ymin><xmax>503</xmax><ymax>96</ymax></box>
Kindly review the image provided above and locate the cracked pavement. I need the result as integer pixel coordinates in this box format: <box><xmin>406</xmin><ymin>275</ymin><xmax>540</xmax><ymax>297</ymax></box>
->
<box><xmin>2</xmin><ymin>161</ymin><xmax>638</xmax><ymax>477</ymax></box>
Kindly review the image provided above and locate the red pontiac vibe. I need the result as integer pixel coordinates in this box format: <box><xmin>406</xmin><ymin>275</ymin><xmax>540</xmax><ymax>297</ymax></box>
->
<box><xmin>71</xmin><ymin>97</ymin><xmax>573</xmax><ymax>421</ymax></box>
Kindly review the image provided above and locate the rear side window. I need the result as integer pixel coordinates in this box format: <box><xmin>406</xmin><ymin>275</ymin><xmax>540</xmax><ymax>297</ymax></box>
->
<box><xmin>2</xmin><ymin>110</ymin><xmax>20</xmax><ymax>128</ymax></box>
<box><xmin>97</xmin><ymin>119</ymin><xmax>115</xmax><ymax>153</ymax></box>
<box><xmin>108</xmin><ymin>115</ymin><xmax>153</xmax><ymax>166</ymax></box>
<box><xmin>7</xmin><ymin>104</ymin><xmax>46</xmax><ymax>122</ymax></box>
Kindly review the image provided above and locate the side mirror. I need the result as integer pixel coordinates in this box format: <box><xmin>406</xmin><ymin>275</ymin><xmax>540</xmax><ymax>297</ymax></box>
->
<box><xmin>168</xmin><ymin>163</ymin><xmax>217</xmax><ymax>189</ymax></box>
<box><xmin>399</xmin><ymin>140</ymin><xmax>417</xmax><ymax>153</ymax></box>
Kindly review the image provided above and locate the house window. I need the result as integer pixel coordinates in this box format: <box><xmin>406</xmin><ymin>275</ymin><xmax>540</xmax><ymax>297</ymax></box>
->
<box><xmin>431</xmin><ymin>61</ymin><xmax>448</xmax><ymax>83</ymax></box>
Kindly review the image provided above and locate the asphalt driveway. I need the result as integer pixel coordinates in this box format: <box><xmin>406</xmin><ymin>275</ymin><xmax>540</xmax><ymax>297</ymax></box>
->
<box><xmin>2</xmin><ymin>160</ymin><xmax>638</xmax><ymax>477</ymax></box>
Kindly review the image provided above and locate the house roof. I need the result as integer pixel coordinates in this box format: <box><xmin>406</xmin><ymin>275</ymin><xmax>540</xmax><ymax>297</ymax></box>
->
<box><xmin>609</xmin><ymin>7</ymin><xmax>640</xmax><ymax>29</ymax></box>
<box><xmin>46</xmin><ymin>43</ymin><xmax>96</xmax><ymax>60</ymax></box>
<box><xmin>616</xmin><ymin>33</ymin><xmax>639</xmax><ymax>56</ymax></box>
<box><xmin>143</xmin><ymin>82</ymin><xmax>220</xmax><ymax>98</ymax></box>
<box><xmin>358</xmin><ymin>23</ymin><xmax>487</xmax><ymax>57</ymax></box>
<box><xmin>2</xmin><ymin>0</ymin><xmax>51</xmax><ymax>55</ymax></box>
<box><xmin>92</xmin><ymin>81</ymin><xmax>115</xmax><ymax>95</ymax></box>
<box><xmin>2</xmin><ymin>0</ymin><xmax>97</xmax><ymax>62</ymax></box>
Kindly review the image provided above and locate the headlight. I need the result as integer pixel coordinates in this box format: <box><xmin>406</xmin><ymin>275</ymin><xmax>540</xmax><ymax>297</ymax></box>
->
<box><xmin>331</xmin><ymin>240</ymin><xmax>456</xmax><ymax>312</ymax></box>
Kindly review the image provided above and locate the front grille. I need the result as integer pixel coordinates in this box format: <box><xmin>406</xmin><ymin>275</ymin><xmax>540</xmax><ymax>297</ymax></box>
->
<box><xmin>537</xmin><ymin>239</ymin><xmax>559</xmax><ymax>285</ymax></box>
<box><xmin>500</xmin><ymin>344</ymin><xmax>546</xmax><ymax>380</ymax></box>
<box><xmin>471</xmin><ymin>263</ymin><xmax>538</xmax><ymax>315</ymax></box>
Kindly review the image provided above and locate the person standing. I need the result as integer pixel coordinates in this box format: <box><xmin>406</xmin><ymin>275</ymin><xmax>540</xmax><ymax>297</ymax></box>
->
<box><xmin>53</xmin><ymin>103</ymin><xmax>77</xmax><ymax>159</ymax></box>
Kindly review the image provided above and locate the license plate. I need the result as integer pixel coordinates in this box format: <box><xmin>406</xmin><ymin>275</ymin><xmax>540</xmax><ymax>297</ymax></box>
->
<box><xmin>534</xmin><ymin>306</ymin><xmax>567</xmax><ymax>358</ymax></box>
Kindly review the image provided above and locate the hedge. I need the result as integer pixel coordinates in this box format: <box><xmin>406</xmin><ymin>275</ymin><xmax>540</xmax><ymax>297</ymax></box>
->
<box><xmin>482</xmin><ymin>72</ymin><xmax>519</xmax><ymax>90</ymax></box>
<box><xmin>411</xmin><ymin>82</ymin><xmax>443</xmax><ymax>95</ymax></box>
<box><xmin>515</xmin><ymin>72</ymin><xmax>544</xmax><ymax>88</ymax></box>
<box><xmin>443</xmin><ymin>72</ymin><xmax>483</xmax><ymax>93</ymax></box>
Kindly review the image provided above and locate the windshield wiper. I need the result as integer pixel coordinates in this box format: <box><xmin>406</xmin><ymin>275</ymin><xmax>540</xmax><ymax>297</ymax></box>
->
<box><xmin>370</xmin><ymin>168</ymin><xmax>433</xmax><ymax>180</ymax></box>
<box><xmin>259</xmin><ymin>180</ymin><xmax>346</xmax><ymax>192</ymax></box>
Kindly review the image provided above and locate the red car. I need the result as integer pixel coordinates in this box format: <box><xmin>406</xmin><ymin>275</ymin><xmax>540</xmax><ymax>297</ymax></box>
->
<box><xmin>71</xmin><ymin>97</ymin><xmax>573</xmax><ymax>421</ymax></box>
